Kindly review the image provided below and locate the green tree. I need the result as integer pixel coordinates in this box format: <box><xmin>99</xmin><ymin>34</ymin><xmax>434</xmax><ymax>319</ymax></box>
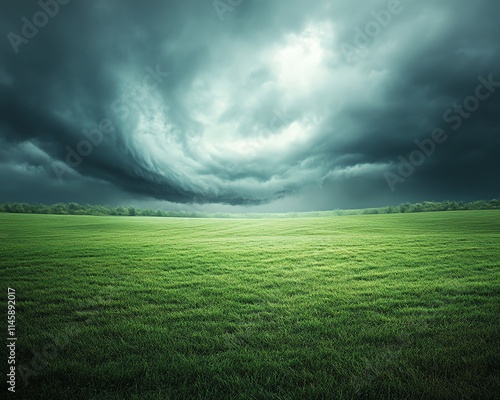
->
<box><xmin>115</xmin><ymin>206</ymin><xmax>127</xmax><ymax>216</ymax></box>
<box><xmin>51</xmin><ymin>203</ymin><xmax>69</xmax><ymax>214</ymax></box>
<box><xmin>399</xmin><ymin>202</ymin><xmax>411</xmax><ymax>213</ymax></box>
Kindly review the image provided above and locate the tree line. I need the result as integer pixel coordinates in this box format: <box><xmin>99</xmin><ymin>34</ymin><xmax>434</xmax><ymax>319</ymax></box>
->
<box><xmin>0</xmin><ymin>199</ymin><xmax>499</xmax><ymax>218</ymax></box>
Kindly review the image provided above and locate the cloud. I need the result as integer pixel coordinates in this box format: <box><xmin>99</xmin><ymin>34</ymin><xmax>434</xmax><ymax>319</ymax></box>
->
<box><xmin>0</xmin><ymin>0</ymin><xmax>499</xmax><ymax>210</ymax></box>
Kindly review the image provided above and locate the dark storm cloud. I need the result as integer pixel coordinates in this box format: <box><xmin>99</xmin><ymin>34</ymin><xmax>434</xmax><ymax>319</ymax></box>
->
<box><xmin>0</xmin><ymin>0</ymin><xmax>499</xmax><ymax>210</ymax></box>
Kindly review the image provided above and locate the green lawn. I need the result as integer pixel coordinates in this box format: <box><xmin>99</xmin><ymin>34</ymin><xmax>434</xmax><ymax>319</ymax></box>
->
<box><xmin>1</xmin><ymin>211</ymin><xmax>499</xmax><ymax>399</ymax></box>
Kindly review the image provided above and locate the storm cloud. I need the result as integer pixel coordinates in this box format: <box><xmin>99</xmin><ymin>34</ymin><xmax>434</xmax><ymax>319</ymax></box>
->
<box><xmin>1</xmin><ymin>0</ymin><xmax>499</xmax><ymax>211</ymax></box>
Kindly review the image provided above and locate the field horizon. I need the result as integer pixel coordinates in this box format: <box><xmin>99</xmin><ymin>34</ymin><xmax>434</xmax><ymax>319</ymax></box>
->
<box><xmin>1</xmin><ymin>198</ymin><xmax>499</xmax><ymax>219</ymax></box>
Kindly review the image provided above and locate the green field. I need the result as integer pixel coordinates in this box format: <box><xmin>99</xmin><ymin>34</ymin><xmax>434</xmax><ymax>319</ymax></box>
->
<box><xmin>1</xmin><ymin>211</ymin><xmax>499</xmax><ymax>399</ymax></box>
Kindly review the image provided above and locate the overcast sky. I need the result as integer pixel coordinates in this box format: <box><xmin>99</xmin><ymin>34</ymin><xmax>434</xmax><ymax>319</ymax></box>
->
<box><xmin>1</xmin><ymin>0</ymin><xmax>499</xmax><ymax>212</ymax></box>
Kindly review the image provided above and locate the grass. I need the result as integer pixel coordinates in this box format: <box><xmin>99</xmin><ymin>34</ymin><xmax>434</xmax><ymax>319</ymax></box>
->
<box><xmin>1</xmin><ymin>210</ymin><xmax>499</xmax><ymax>399</ymax></box>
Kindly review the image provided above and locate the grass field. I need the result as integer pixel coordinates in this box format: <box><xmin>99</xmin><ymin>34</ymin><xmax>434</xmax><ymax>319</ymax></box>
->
<box><xmin>1</xmin><ymin>211</ymin><xmax>499</xmax><ymax>399</ymax></box>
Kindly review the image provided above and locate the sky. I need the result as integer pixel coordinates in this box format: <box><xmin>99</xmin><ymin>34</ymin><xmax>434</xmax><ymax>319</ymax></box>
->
<box><xmin>0</xmin><ymin>0</ymin><xmax>499</xmax><ymax>212</ymax></box>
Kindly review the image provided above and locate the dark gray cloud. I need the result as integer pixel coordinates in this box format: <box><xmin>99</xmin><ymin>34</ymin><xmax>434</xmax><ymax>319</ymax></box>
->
<box><xmin>1</xmin><ymin>0</ymin><xmax>499</xmax><ymax>211</ymax></box>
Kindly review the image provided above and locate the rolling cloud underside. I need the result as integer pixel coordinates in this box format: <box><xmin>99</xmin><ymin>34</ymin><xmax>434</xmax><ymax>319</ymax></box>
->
<box><xmin>1</xmin><ymin>0</ymin><xmax>499</xmax><ymax>207</ymax></box>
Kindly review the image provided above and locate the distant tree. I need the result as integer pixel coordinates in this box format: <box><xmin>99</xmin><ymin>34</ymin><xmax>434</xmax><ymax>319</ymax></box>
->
<box><xmin>399</xmin><ymin>202</ymin><xmax>411</xmax><ymax>213</ymax></box>
<box><xmin>13</xmin><ymin>203</ymin><xmax>28</xmax><ymax>213</ymax></box>
<box><xmin>115</xmin><ymin>206</ymin><xmax>127</xmax><ymax>216</ymax></box>
<box><xmin>2</xmin><ymin>198</ymin><xmax>500</xmax><ymax>217</ymax></box>
<box><xmin>411</xmin><ymin>203</ymin><xmax>423</xmax><ymax>213</ymax></box>
<box><xmin>490</xmin><ymin>199</ymin><xmax>500</xmax><ymax>209</ymax></box>
<box><xmin>51</xmin><ymin>203</ymin><xmax>69</xmax><ymax>214</ymax></box>
<box><xmin>67</xmin><ymin>202</ymin><xmax>81</xmax><ymax>214</ymax></box>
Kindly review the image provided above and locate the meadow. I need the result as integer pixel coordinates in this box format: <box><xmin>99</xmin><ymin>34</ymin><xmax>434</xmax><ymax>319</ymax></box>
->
<box><xmin>1</xmin><ymin>211</ymin><xmax>499</xmax><ymax>399</ymax></box>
